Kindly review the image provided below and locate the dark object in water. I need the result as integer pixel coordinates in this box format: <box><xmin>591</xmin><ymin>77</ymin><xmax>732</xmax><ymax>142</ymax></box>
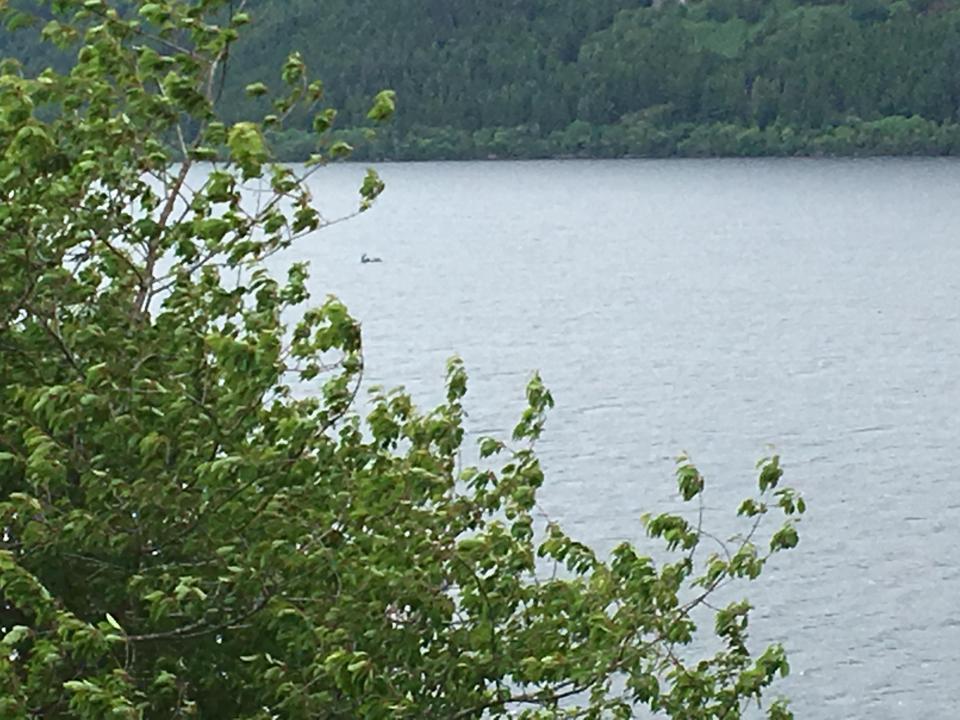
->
<box><xmin>361</xmin><ymin>253</ymin><xmax>383</xmax><ymax>264</ymax></box>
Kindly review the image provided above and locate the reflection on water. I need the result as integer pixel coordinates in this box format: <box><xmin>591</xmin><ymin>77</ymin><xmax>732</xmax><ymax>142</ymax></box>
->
<box><xmin>261</xmin><ymin>158</ymin><xmax>960</xmax><ymax>718</ymax></box>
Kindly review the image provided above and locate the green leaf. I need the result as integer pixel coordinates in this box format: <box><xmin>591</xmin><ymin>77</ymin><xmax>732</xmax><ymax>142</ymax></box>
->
<box><xmin>4</xmin><ymin>11</ymin><xmax>35</xmax><ymax>31</ymax></box>
<box><xmin>105</xmin><ymin>613</ymin><xmax>123</xmax><ymax>632</ymax></box>
<box><xmin>359</xmin><ymin>168</ymin><xmax>385</xmax><ymax>209</ymax></box>
<box><xmin>367</xmin><ymin>89</ymin><xmax>396</xmax><ymax>122</ymax></box>
<box><xmin>313</xmin><ymin>108</ymin><xmax>337</xmax><ymax>134</ymax></box>
<box><xmin>227</xmin><ymin>122</ymin><xmax>267</xmax><ymax>178</ymax></box>
<box><xmin>329</xmin><ymin>140</ymin><xmax>353</xmax><ymax>159</ymax></box>
<box><xmin>2</xmin><ymin>626</ymin><xmax>30</xmax><ymax>646</ymax></box>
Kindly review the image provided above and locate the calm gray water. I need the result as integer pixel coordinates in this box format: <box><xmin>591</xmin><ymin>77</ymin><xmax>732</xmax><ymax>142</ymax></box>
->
<box><xmin>271</xmin><ymin>158</ymin><xmax>960</xmax><ymax>718</ymax></box>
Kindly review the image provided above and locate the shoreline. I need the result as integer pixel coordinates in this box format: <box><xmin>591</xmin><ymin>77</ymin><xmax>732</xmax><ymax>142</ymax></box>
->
<box><xmin>267</xmin><ymin>116</ymin><xmax>960</xmax><ymax>163</ymax></box>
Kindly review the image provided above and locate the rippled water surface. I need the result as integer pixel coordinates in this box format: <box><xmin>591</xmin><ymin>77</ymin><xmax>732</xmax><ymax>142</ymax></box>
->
<box><xmin>267</xmin><ymin>158</ymin><xmax>960</xmax><ymax>717</ymax></box>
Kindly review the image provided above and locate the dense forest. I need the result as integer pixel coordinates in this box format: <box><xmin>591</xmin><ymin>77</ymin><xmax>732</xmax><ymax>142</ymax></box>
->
<box><xmin>5</xmin><ymin>0</ymin><xmax>960</xmax><ymax>159</ymax></box>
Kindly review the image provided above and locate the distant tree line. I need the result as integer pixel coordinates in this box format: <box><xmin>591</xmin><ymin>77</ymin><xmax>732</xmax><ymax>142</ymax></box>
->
<box><xmin>6</xmin><ymin>0</ymin><xmax>960</xmax><ymax>159</ymax></box>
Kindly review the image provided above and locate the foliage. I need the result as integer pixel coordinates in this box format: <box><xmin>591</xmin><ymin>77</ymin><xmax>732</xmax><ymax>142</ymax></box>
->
<box><xmin>5</xmin><ymin>0</ymin><xmax>960</xmax><ymax>159</ymax></box>
<box><xmin>101</xmin><ymin>0</ymin><xmax>960</xmax><ymax>158</ymax></box>
<box><xmin>2</xmin><ymin>1</ymin><xmax>805</xmax><ymax>717</ymax></box>
<box><xmin>271</xmin><ymin>115</ymin><xmax>960</xmax><ymax>162</ymax></box>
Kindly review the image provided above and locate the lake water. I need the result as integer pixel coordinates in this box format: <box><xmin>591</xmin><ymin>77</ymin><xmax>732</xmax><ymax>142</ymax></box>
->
<box><xmin>268</xmin><ymin>158</ymin><xmax>960</xmax><ymax>718</ymax></box>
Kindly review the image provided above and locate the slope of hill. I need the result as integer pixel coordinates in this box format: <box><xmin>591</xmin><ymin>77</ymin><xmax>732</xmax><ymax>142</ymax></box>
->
<box><xmin>4</xmin><ymin>0</ymin><xmax>960</xmax><ymax>158</ymax></box>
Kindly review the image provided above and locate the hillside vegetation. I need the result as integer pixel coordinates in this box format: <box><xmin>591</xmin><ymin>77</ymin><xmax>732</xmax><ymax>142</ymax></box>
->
<box><xmin>5</xmin><ymin>0</ymin><xmax>960</xmax><ymax>158</ymax></box>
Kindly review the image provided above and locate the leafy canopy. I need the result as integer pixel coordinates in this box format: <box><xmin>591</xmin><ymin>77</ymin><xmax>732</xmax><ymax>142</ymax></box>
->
<box><xmin>0</xmin><ymin>1</ymin><xmax>804</xmax><ymax>718</ymax></box>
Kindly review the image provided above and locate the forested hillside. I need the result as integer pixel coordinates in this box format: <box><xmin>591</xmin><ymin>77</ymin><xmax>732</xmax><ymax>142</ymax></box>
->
<box><xmin>5</xmin><ymin>0</ymin><xmax>960</xmax><ymax>158</ymax></box>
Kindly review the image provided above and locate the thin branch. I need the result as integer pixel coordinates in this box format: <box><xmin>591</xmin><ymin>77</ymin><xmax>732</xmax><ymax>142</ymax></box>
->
<box><xmin>127</xmin><ymin>591</ymin><xmax>270</xmax><ymax>643</ymax></box>
<box><xmin>136</xmin><ymin>159</ymin><xmax>193</xmax><ymax>314</ymax></box>
<box><xmin>25</xmin><ymin>305</ymin><xmax>84</xmax><ymax>379</ymax></box>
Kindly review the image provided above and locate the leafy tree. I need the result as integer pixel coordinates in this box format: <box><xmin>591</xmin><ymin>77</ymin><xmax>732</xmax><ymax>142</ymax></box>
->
<box><xmin>1</xmin><ymin>1</ymin><xmax>805</xmax><ymax>718</ymax></box>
